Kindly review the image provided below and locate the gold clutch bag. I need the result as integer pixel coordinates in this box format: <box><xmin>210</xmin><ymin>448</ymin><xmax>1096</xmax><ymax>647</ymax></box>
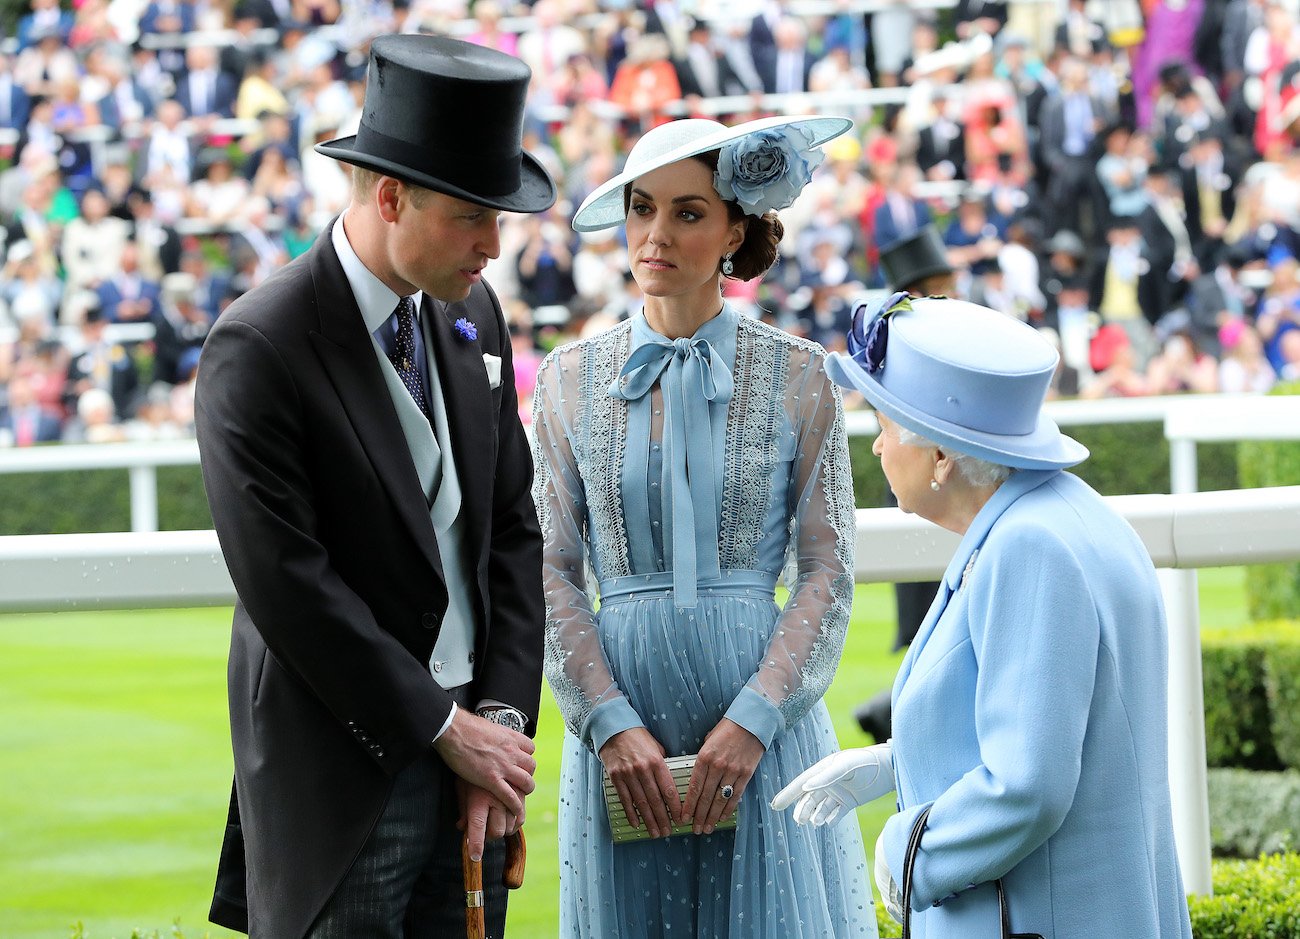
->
<box><xmin>602</xmin><ymin>753</ymin><xmax>738</xmax><ymax>844</ymax></box>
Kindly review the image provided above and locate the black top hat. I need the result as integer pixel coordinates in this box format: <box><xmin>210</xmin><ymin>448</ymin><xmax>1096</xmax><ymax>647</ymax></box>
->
<box><xmin>879</xmin><ymin>225</ymin><xmax>953</xmax><ymax>290</ymax></box>
<box><xmin>315</xmin><ymin>34</ymin><xmax>556</xmax><ymax>214</ymax></box>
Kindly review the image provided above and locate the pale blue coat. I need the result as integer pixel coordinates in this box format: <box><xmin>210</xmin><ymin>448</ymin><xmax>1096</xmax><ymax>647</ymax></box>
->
<box><xmin>881</xmin><ymin>469</ymin><xmax>1194</xmax><ymax>939</ymax></box>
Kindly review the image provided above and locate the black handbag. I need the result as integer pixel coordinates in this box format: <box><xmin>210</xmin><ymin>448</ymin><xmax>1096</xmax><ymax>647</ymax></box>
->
<box><xmin>900</xmin><ymin>806</ymin><xmax>1045</xmax><ymax>939</ymax></box>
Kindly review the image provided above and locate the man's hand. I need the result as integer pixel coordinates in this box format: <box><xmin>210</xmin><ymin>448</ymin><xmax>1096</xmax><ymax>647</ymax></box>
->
<box><xmin>434</xmin><ymin>707</ymin><xmax>536</xmax><ymax>855</ymax></box>
<box><xmin>456</xmin><ymin>779</ymin><xmax>522</xmax><ymax>862</ymax></box>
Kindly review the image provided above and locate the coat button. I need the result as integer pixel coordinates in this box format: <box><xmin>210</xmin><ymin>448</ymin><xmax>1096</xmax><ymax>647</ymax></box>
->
<box><xmin>421</xmin><ymin>613</ymin><xmax>437</xmax><ymax>629</ymax></box>
<box><xmin>468</xmin><ymin>651</ymin><xmax>475</xmax><ymax>664</ymax></box>
<box><xmin>433</xmin><ymin>661</ymin><xmax>443</xmax><ymax>673</ymax></box>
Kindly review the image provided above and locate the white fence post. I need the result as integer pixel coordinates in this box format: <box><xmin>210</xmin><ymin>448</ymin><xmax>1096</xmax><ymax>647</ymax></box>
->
<box><xmin>1159</xmin><ymin>568</ymin><xmax>1213</xmax><ymax>896</ymax></box>
<box><xmin>129</xmin><ymin>465</ymin><xmax>159</xmax><ymax>533</ymax></box>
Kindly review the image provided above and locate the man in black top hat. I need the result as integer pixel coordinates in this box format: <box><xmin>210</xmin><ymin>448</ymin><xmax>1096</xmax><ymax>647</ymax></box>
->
<box><xmin>196</xmin><ymin>34</ymin><xmax>555</xmax><ymax>938</ymax></box>
<box><xmin>854</xmin><ymin>225</ymin><xmax>956</xmax><ymax>742</ymax></box>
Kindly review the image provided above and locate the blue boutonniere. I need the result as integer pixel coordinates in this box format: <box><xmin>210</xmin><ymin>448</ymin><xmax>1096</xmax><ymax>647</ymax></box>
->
<box><xmin>847</xmin><ymin>291</ymin><xmax>912</xmax><ymax>374</ymax></box>
<box><xmin>453</xmin><ymin>317</ymin><xmax>478</xmax><ymax>342</ymax></box>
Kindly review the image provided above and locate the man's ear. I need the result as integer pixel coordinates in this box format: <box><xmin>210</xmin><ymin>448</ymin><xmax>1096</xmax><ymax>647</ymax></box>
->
<box><xmin>375</xmin><ymin>176</ymin><xmax>403</xmax><ymax>223</ymax></box>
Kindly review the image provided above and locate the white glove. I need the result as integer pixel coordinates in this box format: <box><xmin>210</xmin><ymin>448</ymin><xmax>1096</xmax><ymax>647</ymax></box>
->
<box><xmin>769</xmin><ymin>743</ymin><xmax>894</xmax><ymax>826</ymax></box>
<box><xmin>875</xmin><ymin>831</ymin><xmax>905</xmax><ymax>924</ymax></box>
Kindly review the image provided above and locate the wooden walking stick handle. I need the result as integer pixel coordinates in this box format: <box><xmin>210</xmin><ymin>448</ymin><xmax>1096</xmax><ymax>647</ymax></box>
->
<box><xmin>462</xmin><ymin>836</ymin><xmax>486</xmax><ymax>939</ymax></box>
<box><xmin>503</xmin><ymin>828</ymin><xmax>526</xmax><ymax>890</ymax></box>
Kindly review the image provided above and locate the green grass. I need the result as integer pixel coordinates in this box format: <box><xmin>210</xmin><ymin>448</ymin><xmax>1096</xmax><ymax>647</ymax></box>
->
<box><xmin>0</xmin><ymin>569</ymin><xmax>1248</xmax><ymax>938</ymax></box>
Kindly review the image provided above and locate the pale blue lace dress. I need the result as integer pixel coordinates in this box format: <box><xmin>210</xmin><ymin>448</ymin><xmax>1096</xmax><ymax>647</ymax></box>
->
<box><xmin>533</xmin><ymin>306</ymin><xmax>876</xmax><ymax>938</ymax></box>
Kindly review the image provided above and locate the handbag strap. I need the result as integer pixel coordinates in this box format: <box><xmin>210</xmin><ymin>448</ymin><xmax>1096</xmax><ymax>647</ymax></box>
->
<box><xmin>899</xmin><ymin>806</ymin><xmax>931</xmax><ymax>939</ymax></box>
<box><xmin>900</xmin><ymin>806</ymin><xmax>1039</xmax><ymax>939</ymax></box>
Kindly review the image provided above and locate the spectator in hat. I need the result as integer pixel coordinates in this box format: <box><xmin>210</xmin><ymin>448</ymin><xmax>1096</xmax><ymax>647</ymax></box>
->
<box><xmin>1</xmin><ymin>239</ymin><xmax>62</xmax><ymax>324</ymax></box>
<box><xmin>914</xmin><ymin>86</ymin><xmax>966</xmax><ymax>181</ymax></box>
<box><xmin>13</xmin><ymin>25</ymin><xmax>80</xmax><ymax>98</ymax></box>
<box><xmin>1186</xmin><ymin>241</ymin><xmax>1259</xmax><ymax>342</ymax></box>
<box><xmin>1095</xmin><ymin>123</ymin><xmax>1150</xmax><ymax>221</ymax></box>
<box><xmin>235</xmin><ymin>51</ymin><xmax>291</xmax><ymax>122</ymax></box>
<box><xmin>152</xmin><ymin>271</ymin><xmax>212</xmax><ymax>385</ymax></box>
<box><xmin>1081</xmin><ymin>321</ymin><xmax>1150</xmax><ymax>397</ymax></box>
<box><xmin>185</xmin><ymin>149</ymin><xmax>251</xmax><ymax>225</ymax></box>
<box><xmin>16</xmin><ymin>0</ymin><xmax>74</xmax><ymax>50</ymax></box>
<box><xmin>1090</xmin><ymin>216</ymin><xmax>1159</xmax><ymax>365</ymax></box>
<box><xmin>675</xmin><ymin>16</ymin><xmax>760</xmax><ymax>101</ymax></box>
<box><xmin>1217</xmin><ymin>318</ymin><xmax>1276</xmax><ymax>393</ymax></box>
<box><xmin>1181</xmin><ymin>131</ymin><xmax>1242</xmax><ymax>266</ymax></box>
<box><xmin>64</xmin><ymin>299</ymin><xmax>140</xmax><ymax>418</ymax></box>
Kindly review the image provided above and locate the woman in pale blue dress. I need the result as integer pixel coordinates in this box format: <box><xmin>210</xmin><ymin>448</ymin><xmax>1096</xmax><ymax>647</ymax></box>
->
<box><xmin>532</xmin><ymin>116</ymin><xmax>877</xmax><ymax>937</ymax></box>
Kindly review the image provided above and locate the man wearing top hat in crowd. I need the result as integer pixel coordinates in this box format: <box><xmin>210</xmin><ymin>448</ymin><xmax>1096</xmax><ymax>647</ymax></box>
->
<box><xmin>854</xmin><ymin>224</ymin><xmax>957</xmax><ymax>742</ymax></box>
<box><xmin>195</xmin><ymin>34</ymin><xmax>555</xmax><ymax>938</ymax></box>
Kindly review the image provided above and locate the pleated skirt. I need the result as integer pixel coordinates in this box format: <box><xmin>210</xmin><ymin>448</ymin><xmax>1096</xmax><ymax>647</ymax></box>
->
<box><xmin>557</xmin><ymin>571</ymin><xmax>877</xmax><ymax>938</ymax></box>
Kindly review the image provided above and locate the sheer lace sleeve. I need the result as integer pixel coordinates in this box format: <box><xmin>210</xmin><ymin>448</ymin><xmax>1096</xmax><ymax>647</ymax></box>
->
<box><xmin>533</xmin><ymin>345</ymin><xmax>645</xmax><ymax>752</ymax></box>
<box><xmin>725</xmin><ymin>343</ymin><xmax>856</xmax><ymax>746</ymax></box>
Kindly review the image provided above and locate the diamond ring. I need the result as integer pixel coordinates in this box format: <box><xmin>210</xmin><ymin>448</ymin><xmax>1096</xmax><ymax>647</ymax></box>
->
<box><xmin>719</xmin><ymin>783</ymin><xmax>734</xmax><ymax>800</ymax></box>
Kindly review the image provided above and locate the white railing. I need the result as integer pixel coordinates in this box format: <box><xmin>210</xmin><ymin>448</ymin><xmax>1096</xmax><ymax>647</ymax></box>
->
<box><xmin>0</xmin><ymin>440</ymin><xmax>199</xmax><ymax>533</ymax></box>
<box><xmin>1</xmin><ymin>484</ymin><xmax>1298</xmax><ymax>897</ymax></box>
<box><xmin>0</xmin><ymin>393</ymin><xmax>1291</xmax><ymax>534</ymax></box>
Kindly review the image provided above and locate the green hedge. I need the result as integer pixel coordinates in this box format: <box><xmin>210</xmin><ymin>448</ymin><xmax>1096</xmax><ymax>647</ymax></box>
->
<box><xmin>1203</xmin><ymin>629</ymin><xmax>1284</xmax><ymax>770</ymax></box>
<box><xmin>1202</xmin><ymin>623</ymin><xmax>1300</xmax><ymax>772</ymax></box>
<box><xmin>1265</xmin><ymin>641</ymin><xmax>1300</xmax><ymax>770</ymax></box>
<box><xmin>1187</xmin><ymin>852</ymin><xmax>1300</xmax><ymax>938</ymax></box>
<box><xmin>875</xmin><ymin>852</ymin><xmax>1300</xmax><ymax>938</ymax></box>
<box><xmin>847</xmin><ymin>418</ymin><xmax>1237</xmax><ymax>509</ymax></box>
<box><xmin>1208</xmin><ymin>768</ymin><xmax>1300</xmax><ymax>858</ymax></box>
<box><xmin>1238</xmin><ymin>382</ymin><xmax>1300</xmax><ymax>623</ymax></box>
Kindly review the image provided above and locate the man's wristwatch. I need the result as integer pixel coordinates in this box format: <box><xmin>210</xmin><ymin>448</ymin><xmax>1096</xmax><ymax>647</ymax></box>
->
<box><xmin>477</xmin><ymin>706</ymin><xmax>527</xmax><ymax>734</ymax></box>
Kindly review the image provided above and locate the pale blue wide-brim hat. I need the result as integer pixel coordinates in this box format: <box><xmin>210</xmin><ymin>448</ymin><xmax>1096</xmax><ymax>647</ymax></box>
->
<box><xmin>825</xmin><ymin>295</ymin><xmax>1089</xmax><ymax>470</ymax></box>
<box><xmin>571</xmin><ymin>114</ymin><xmax>852</xmax><ymax>232</ymax></box>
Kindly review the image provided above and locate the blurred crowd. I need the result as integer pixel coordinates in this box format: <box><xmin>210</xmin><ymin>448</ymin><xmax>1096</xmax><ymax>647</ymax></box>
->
<box><xmin>1</xmin><ymin>0</ymin><xmax>1299</xmax><ymax>447</ymax></box>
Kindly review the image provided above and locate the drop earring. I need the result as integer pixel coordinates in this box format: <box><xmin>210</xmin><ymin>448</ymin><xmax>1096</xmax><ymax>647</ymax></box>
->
<box><xmin>721</xmin><ymin>252</ymin><xmax>734</xmax><ymax>276</ymax></box>
<box><xmin>930</xmin><ymin>479</ymin><xmax>941</xmax><ymax>492</ymax></box>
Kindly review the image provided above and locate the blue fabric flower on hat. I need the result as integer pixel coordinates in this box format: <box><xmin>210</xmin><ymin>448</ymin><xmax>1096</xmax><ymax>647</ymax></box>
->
<box><xmin>714</xmin><ymin>125</ymin><xmax>826</xmax><ymax>218</ymax></box>
<box><xmin>453</xmin><ymin>317</ymin><xmax>478</xmax><ymax>342</ymax></box>
<box><xmin>847</xmin><ymin>291</ymin><xmax>911</xmax><ymax>374</ymax></box>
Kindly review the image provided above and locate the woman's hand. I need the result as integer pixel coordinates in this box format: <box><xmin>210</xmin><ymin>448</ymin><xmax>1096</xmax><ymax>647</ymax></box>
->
<box><xmin>599</xmin><ymin>727</ymin><xmax>683</xmax><ymax>838</ymax></box>
<box><xmin>683</xmin><ymin>718</ymin><xmax>765</xmax><ymax>835</ymax></box>
<box><xmin>770</xmin><ymin>743</ymin><xmax>895</xmax><ymax>826</ymax></box>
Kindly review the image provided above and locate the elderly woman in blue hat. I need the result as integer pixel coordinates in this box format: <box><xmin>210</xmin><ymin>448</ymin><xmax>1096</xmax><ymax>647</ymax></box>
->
<box><xmin>532</xmin><ymin>116</ymin><xmax>878</xmax><ymax>936</ymax></box>
<box><xmin>774</xmin><ymin>294</ymin><xmax>1194</xmax><ymax>938</ymax></box>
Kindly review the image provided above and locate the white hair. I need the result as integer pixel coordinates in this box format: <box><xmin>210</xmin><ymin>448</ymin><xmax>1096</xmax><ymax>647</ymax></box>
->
<box><xmin>894</xmin><ymin>424</ymin><xmax>1013</xmax><ymax>488</ymax></box>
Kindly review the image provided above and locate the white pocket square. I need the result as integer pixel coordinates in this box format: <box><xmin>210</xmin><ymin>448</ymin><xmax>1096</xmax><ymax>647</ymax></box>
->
<box><xmin>483</xmin><ymin>353</ymin><xmax>502</xmax><ymax>389</ymax></box>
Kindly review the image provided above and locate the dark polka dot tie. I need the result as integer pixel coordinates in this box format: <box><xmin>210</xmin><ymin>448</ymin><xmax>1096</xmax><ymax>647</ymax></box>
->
<box><xmin>390</xmin><ymin>295</ymin><xmax>431</xmax><ymax>420</ymax></box>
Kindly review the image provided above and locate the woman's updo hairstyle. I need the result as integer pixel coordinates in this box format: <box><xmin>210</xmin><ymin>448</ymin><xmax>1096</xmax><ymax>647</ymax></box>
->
<box><xmin>692</xmin><ymin>150</ymin><xmax>783</xmax><ymax>280</ymax></box>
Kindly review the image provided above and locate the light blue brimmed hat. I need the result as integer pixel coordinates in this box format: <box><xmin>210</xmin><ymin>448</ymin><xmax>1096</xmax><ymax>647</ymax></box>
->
<box><xmin>572</xmin><ymin>115</ymin><xmax>852</xmax><ymax>232</ymax></box>
<box><xmin>825</xmin><ymin>294</ymin><xmax>1088</xmax><ymax>469</ymax></box>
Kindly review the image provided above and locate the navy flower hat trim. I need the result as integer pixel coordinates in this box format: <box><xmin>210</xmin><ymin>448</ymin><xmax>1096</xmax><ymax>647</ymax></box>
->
<box><xmin>847</xmin><ymin>291</ymin><xmax>911</xmax><ymax>374</ymax></box>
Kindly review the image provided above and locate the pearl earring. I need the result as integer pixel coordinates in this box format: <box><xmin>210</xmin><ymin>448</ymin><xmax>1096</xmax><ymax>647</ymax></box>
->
<box><xmin>930</xmin><ymin>479</ymin><xmax>941</xmax><ymax>492</ymax></box>
<box><xmin>721</xmin><ymin>253</ymin><xmax>734</xmax><ymax>276</ymax></box>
